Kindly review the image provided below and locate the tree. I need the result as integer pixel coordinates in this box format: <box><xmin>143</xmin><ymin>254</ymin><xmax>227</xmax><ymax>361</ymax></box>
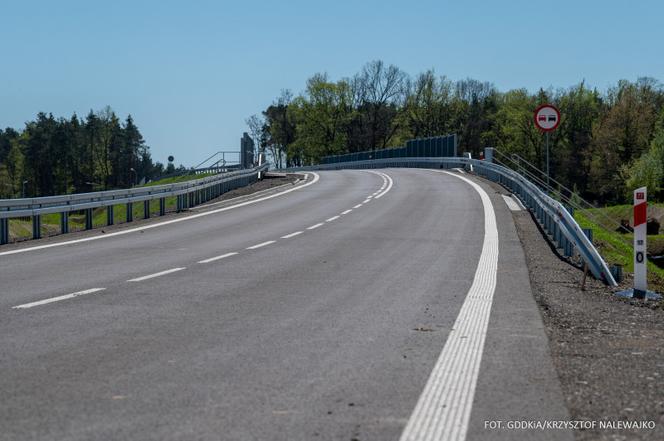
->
<box><xmin>624</xmin><ymin>110</ymin><xmax>664</xmax><ymax>200</ymax></box>
<box><xmin>354</xmin><ymin>60</ymin><xmax>408</xmax><ymax>150</ymax></box>
<box><xmin>588</xmin><ymin>79</ymin><xmax>659</xmax><ymax>201</ymax></box>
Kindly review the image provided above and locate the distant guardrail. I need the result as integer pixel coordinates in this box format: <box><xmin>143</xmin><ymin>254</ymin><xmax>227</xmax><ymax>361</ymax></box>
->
<box><xmin>0</xmin><ymin>164</ymin><xmax>268</xmax><ymax>245</ymax></box>
<box><xmin>286</xmin><ymin>157</ymin><xmax>617</xmax><ymax>286</ymax></box>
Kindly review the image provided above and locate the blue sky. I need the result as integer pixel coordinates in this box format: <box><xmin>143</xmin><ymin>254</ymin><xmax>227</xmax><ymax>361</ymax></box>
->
<box><xmin>1</xmin><ymin>0</ymin><xmax>662</xmax><ymax>166</ymax></box>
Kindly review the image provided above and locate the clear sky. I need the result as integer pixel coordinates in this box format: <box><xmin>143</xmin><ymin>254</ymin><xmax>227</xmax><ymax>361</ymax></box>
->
<box><xmin>1</xmin><ymin>0</ymin><xmax>662</xmax><ymax>166</ymax></box>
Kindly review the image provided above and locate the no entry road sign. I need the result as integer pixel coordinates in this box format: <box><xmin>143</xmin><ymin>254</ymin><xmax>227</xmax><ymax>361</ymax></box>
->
<box><xmin>534</xmin><ymin>104</ymin><xmax>561</xmax><ymax>132</ymax></box>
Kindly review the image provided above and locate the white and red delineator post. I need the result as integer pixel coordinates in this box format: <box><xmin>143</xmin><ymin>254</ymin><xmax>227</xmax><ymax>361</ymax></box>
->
<box><xmin>633</xmin><ymin>187</ymin><xmax>647</xmax><ymax>295</ymax></box>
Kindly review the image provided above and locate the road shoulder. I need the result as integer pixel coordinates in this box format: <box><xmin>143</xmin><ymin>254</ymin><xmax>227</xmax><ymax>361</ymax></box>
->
<box><xmin>465</xmin><ymin>174</ymin><xmax>573</xmax><ymax>441</ymax></box>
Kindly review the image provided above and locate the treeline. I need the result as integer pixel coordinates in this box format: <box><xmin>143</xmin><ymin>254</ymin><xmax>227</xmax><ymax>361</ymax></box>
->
<box><xmin>248</xmin><ymin>60</ymin><xmax>664</xmax><ymax>204</ymax></box>
<box><xmin>0</xmin><ymin>107</ymin><xmax>173</xmax><ymax>198</ymax></box>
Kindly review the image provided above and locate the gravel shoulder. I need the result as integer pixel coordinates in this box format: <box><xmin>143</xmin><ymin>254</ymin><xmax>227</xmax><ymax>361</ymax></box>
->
<box><xmin>485</xmin><ymin>179</ymin><xmax>664</xmax><ymax>441</ymax></box>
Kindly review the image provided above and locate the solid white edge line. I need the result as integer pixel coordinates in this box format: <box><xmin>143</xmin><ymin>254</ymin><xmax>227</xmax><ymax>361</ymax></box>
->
<box><xmin>400</xmin><ymin>170</ymin><xmax>499</xmax><ymax>441</ymax></box>
<box><xmin>127</xmin><ymin>267</ymin><xmax>186</xmax><ymax>282</ymax></box>
<box><xmin>281</xmin><ymin>231</ymin><xmax>303</xmax><ymax>239</ymax></box>
<box><xmin>246</xmin><ymin>240</ymin><xmax>276</xmax><ymax>250</ymax></box>
<box><xmin>326</xmin><ymin>216</ymin><xmax>340</xmax><ymax>222</ymax></box>
<box><xmin>13</xmin><ymin>288</ymin><xmax>107</xmax><ymax>309</ymax></box>
<box><xmin>0</xmin><ymin>173</ymin><xmax>321</xmax><ymax>257</ymax></box>
<box><xmin>341</xmin><ymin>209</ymin><xmax>352</xmax><ymax>215</ymax></box>
<box><xmin>198</xmin><ymin>252</ymin><xmax>239</xmax><ymax>264</ymax></box>
<box><xmin>307</xmin><ymin>223</ymin><xmax>324</xmax><ymax>230</ymax></box>
<box><xmin>192</xmin><ymin>181</ymin><xmax>294</xmax><ymax>210</ymax></box>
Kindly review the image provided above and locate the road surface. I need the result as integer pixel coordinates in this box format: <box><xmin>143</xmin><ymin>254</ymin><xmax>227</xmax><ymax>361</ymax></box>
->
<box><xmin>0</xmin><ymin>169</ymin><xmax>570</xmax><ymax>441</ymax></box>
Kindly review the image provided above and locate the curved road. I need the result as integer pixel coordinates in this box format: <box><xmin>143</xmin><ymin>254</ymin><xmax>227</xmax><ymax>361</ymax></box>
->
<box><xmin>0</xmin><ymin>169</ymin><xmax>570</xmax><ymax>441</ymax></box>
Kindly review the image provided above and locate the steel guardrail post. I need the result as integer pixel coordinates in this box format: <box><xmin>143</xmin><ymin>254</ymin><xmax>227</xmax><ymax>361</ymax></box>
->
<box><xmin>127</xmin><ymin>202</ymin><xmax>133</xmax><ymax>222</ymax></box>
<box><xmin>0</xmin><ymin>218</ymin><xmax>8</xmax><ymax>244</ymax></box>
<box><xmin>143</xmin><ymin>200</ymin><xmax>150</xmax><ymax>219</ymax></box>
<box><xmin>85</xmin><ymin>208</ymin><xmax>93</xmax><ymax>230</ymax></box>
<box><xmin>60</xmin><ymin>212</ymin><xmax>69</xmax><ymax>234</ymax></box>
<box><xmin>159</xmin><ymin>198</ymin><xmax>166</xmax><ymax>216</ymax></box>
<box><xmin>32</xmin><ymin>215</ymin><xmax>41</xmax><ymax>239</ymax></box>
<box><xmin>107</xmin><ymin>206</ymin><xmax>114</xmax><ymax>226</ymax></box>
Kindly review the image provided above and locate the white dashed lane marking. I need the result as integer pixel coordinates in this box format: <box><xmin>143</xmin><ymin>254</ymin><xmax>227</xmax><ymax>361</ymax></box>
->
<box><xmin>12</xmin><ymin>288</ymin><xmax>107</xmax><ymax>309</ymax></box>
<box><xmin>281</xmin><ymin>231</ymin><xmax>303</xmax><ymax>239</ymax></box>
<box><xmin>198</xmin><ymin>252</ymin><xmax>239</xmax><ymax>264</ymax></box>
<box><xmin>246</xmin><ymin>241</ymin><xmax>276</xmax><ymax>250</ymax></box>
<box><xmin>127</xmin><ymin>268</ymin><xmax>186</xmax><ymax>282</ymax></box>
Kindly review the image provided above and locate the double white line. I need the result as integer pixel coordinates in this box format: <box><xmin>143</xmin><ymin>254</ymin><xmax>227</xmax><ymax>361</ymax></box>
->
<box><xmin>400</xmin><ymin>170</ymin><xmax>499</xmax><ymax>441</ymax></box>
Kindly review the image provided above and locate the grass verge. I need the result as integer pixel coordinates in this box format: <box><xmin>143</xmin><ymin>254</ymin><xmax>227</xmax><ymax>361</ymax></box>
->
<box><xmin>574</xmin><ymin>204</ymin><xmax>664</xmax><ymax>293</ymax></box>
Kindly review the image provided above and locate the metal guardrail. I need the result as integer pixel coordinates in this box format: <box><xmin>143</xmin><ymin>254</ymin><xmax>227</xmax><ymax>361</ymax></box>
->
<box><xmin>287</xmin><ymin>157</ymin><xmax>617</xmax><ymax>286</ymax></box>
<box><xmin>0</xmin><ymin>164</ymin><xmax>269</xmax><ymax>244</ymax></box>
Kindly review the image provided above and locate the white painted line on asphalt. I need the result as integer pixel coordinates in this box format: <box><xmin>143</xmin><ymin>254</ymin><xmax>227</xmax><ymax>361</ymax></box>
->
<box><xmin>307</xmin><ymin>223</ymin><xmax>324</xmax><ymax>230</ymax></box>
<box><xmin>281</xmin><ymin>231</ymin><xmax>303</xmax><ymax>239</ymax></box>
<box><xmin>0</xmin><ymin>173</ymin><xmax>321</xmax><ymax>257</ymax></box>
<box><xmin>367</xmin><ymin>196</ymin><xmax>373</xmax><ymax>199</ymax></box>
<box><xmin>400</xmin><ymin>170</ymin><xmax>499</xmax><ymax>441</ymax></box>
<box><xmin>512</xmin><ymin>194</ymin><xmax>527</xmax><ymax>210</ymax></box>
<box><xmin>363</xmin><ymin>199</ymin><xmax>371</xmax><ymax>204</ymax></box>
<box><xmin>341</xmin><ymin>209</ymin><xmax>352</xmax><ymax>215</ymax></box>
<box><xmin>192</xmin><ymin>182</ymin><xmax>293</xmax><ymax>210</ymax></box>
<box><xmin>198</xmin><ymin>252</ymin><xmax>239</xmax><ymax>264</ymax></box>
<box><xmin>127</xmin><ymin>267</ymin><xmax>186</xmax><ymax>282</ymax></box>
<box><xmin>246</xmin><ymin>241</ymin><xmax>276</xmax><ymax>250</ymax></box>
<box><xmin>13</xmin><ymin>288</ymin><xmax>107</xmax><ymax>309</ymax></box>
<box><xmin>501</xmin><ymin>194</ymin><xmax>522</xmax><ymax>211</ymax></box>
<box><xmin>326</xmin><ymin>216</ymin><xmax>340</xmax><ymax>222</ymax></box>
<box><xmin>374</xmin><ymin>172</ymin><xmax>394</xmax><ymax>199</ymax></box>
<box><xmin>353</xmin><ymin>204</ymin><xmax>363</xmax><ymax>209</ymax></box>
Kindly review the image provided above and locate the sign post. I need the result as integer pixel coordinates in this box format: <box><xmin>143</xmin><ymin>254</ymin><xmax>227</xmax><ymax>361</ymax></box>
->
<box><xmin>633</xmin><ymin>187</ymin><xmax>648</xmax><ymax>298</ymax></box>
<box><xmin>534</xmin><ymin>104</ymin><xmax>561</xmax><ymax>188</ymax></box>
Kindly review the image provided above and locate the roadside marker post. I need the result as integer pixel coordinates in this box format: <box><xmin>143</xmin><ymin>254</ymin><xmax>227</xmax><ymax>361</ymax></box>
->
<box><xmin>633</xmin><ymin>187</ymin><xmax>648</xmax><ymax>297</ymax></box>
<box><xmin>616</xmin><ymin>186</ymin><xmax>661</xmax><ymax>300</ymax></box>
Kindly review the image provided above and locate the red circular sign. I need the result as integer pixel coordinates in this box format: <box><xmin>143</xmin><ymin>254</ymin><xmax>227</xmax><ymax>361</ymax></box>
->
<box><xmin>534</xmin><ymin>104</ymin><xmax>561</xmax><ymax>132</ymax></box>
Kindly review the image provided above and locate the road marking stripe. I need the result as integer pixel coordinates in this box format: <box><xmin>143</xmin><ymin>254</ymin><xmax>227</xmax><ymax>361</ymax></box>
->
<box><xmin>127</xmin><ymin>267</ymin><xmax>186</xmax><ymax>282</ymax></box>
<box><xmin>501</xmin><ymin>194</ymin><xmax>522</xmax><ymax>211</ymax></box>
<box><xmin>192</xmin><ymin>182</ymin><xmax>294</xmax><ymax>209</ymax></box>
<box><xmin>375</xmin><ymin>172</ymin><xmax>394</xmax><ymax>199</ymax></box>
<box><xmin>13</xmin><ymin>288</ymin><xmax>106</xmax><ymax>309</ymax></box>
<box><xmin>353</xmin><ymin>204</ymin><xmax>363</xmax><ymax>209</ymax></box>
<box><xmin>198</xmin><ymin>252</ymin><xmax>238</xmax><ymax>264</ymax></box>
<box><xmin>512</xmin><ymin>194</ymin><xmax>527</xmax><ymax>210</ymax></box>
<box><xmin>400</xmin><ymin>170</ymin><xmax>499</xmax><ymax>441</ymax></box>
<box><xmin>281</xmin><ymin>231</ymin><xmax>303</xmax><ymax>239</ymax></box>
<box><xmin>0</xmin><ymin>173</ymin><xmax>320</xmax><ymax>257</ymax></box>
<box><xmin>341</xmin><ymin>209</ymin><xmax>352</xmax><ymax>215</ymax></box>
<box><xmin>326</xmin><ymin>216</ymin><xmax>340</xmax><ymax>222</ymax></box>
<box><xmin>307</xmin><ymin>223</ymin><xmax>324</xmax><ymax>230</ymax></box>
<box><xmin>363</xmin><ymin>199</ymin><xmax>371</xmax><ymax>204</ymax></box>
<box><xmin>246</xmin><ymin>241</ymin><xmax>275</xmax><ymax>250</ymax></box>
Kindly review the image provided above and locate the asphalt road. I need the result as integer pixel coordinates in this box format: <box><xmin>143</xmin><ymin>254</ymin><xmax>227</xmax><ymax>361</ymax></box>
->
<box><xmin>0</xmin><ymin>169</ymin><xmax>571</xmax><ymax>441</ymax></box>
